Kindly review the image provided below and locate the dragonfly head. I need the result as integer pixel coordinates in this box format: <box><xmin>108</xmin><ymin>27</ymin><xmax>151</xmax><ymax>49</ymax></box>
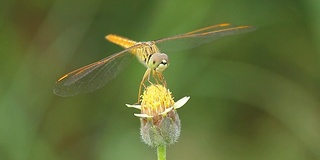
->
<box><xmin>149</xmin><ymin>53</ymin><xmax>169</xmax><ymax>73</ymax></box>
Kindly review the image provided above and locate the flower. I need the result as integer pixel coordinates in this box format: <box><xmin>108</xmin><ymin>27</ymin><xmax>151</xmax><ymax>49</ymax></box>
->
<box><xmin>126</xmin><ymin>84</ymin><xmax>190</xmax><ymax>147</ymax></box>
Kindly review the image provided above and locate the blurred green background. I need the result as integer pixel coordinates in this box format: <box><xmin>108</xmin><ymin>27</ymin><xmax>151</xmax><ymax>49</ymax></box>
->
<box><xmin>1</xmin><ymin>0</ymin><xmax>320</xmax><ymax>160</ymax></box>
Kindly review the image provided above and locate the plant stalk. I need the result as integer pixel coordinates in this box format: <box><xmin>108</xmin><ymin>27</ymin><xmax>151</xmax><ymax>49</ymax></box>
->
<box><xmin>157</xmin><ymin>145</ymin><xmax>166</xmax><ymax>160</ymax></box>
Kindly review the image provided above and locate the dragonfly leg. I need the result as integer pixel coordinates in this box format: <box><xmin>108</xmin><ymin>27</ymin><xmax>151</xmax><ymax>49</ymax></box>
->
<box><xmin>160</xmin><ymin>73</ymin><xmax>167</xmax><ymax>87</ymax></box>
<box><xmin>152</xmin><ymin>71</ymin><xmax>160</xmax><ymax>84</ymax></box>
<box><xmin>137</xmin><ymin>68</ymin><xmax>151</xmax><ymax>103</ymax></box>
<box><xmin>155</xmin><ymin>71</ymin><xmax>166</xmax><ymax>87</ymax></box>
<box><xmin>151</xmin><ymin>71</ymin><xmax>165</xmax><ymax>86</ymax></box>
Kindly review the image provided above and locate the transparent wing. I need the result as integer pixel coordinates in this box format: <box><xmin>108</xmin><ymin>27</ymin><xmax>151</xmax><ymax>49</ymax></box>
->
<box><xmin>154</xmin><ymin>23</ymin><xmax>256</xmax><ymax>52</ymax></box>
<box><xmin>53</xmin><ymin>47</ymin><xmax>135</xmax><ymax>97</ymax></box>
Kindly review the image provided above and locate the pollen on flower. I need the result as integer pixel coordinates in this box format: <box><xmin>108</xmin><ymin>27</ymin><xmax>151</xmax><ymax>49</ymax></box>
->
<box><xmin>140</xmin><ymin>84</ymin><xmax>174</xmax><ymax>117</ymax></box>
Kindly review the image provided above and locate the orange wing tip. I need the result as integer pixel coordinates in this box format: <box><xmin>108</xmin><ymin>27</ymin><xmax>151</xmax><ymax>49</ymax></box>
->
<box><xmin>237</xmin><ymin>25</ymin><xmax>256</xmax><ymax>30</ymax></box>
<box><xmin>239</xmin><ymin>25</ymin><xmax>251</xmax><ymax>28</ymax></box>
<box><xmin>57</xmin><ymin>74</ymin><xmax>69</xmax><ymax>82</ymax></box>
<box><xmin>219</xmin><ymin>23</ymin><xmax>231</xmax><ymax>27</ymax></box>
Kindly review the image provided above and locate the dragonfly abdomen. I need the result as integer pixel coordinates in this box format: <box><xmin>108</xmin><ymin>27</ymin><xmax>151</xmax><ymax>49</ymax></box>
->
<box><xmin>106</xmin><ymin>34</ymin><xmax>137</xmax><ymax>49</ymax></box>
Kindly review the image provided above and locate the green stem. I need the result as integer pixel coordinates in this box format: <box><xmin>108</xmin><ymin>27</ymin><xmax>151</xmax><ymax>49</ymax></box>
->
<box><xmin>157</xmin><ymin>145</ymin><xmax>166</xmax><ymax>160</ymax></box>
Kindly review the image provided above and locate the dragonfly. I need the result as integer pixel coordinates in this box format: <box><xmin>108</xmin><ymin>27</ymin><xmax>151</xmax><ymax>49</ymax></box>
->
<box><xmin>53</xmin><ymin>23</ymin><xmax>255</xmax><ymax>100</ymax></box>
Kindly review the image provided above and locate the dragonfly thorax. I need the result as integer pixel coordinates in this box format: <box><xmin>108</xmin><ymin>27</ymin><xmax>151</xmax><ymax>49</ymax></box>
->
<box><xmin>148</xmin><ymin>53</ymin><xmax>169</xmax><ymax>73</ymax></box>
<box><xmin>133</xmin><ymin>42</ymin><xmax>169</xmax><ymax>73</ymax></box>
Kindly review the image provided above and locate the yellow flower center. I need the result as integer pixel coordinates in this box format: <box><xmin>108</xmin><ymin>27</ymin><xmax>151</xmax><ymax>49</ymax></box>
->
<box><xmin>141</xmin><ymin>84</ymin><xmax>174</xmax><ymax>116</ymax></box>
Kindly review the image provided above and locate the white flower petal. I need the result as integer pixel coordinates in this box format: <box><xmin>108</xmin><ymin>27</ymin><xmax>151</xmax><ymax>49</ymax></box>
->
<box><xmin>173</xmin><ymin>96</ymin><xmax>190</xmax><ymax>109</ymax></box>
<box><xmin>160</xmin><ymin>107</ymin><xmax>174</xmax><ymax>115</ymax></box>
<box><xmin>126</xmin><ymin>104</ymin><xmax>141</xmax><ymax>110</ymax></box>
<box><xmin>134</xmin><ymin>113</ymin><xmax>154</xmax><ymax>118</ymax></box>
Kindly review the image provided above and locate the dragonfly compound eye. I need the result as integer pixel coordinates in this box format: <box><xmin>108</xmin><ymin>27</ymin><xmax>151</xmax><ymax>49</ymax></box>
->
<box><xmin>150</xmin><ymin>53</ymin><xmax>169</xmax><ymax>73</ymax></box>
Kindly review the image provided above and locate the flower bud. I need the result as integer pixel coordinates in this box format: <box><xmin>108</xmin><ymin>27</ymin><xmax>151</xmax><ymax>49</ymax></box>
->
<box><xmin>126</xmin><ymin>84</ymin><xmax>190</xmax><ymax>147</ymax></box>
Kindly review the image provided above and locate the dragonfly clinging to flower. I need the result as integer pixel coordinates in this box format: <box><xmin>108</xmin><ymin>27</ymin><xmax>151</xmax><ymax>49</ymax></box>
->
<box><xmin>53</xmin><ymin>23</ymin><xmax>255</xmax><ymax>100</ymax></box>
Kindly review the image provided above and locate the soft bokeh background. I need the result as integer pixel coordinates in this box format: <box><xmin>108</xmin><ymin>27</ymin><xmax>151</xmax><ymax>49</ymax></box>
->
<box><xmin>1</xmin><ymin>0</ymin><xmax>320</xmax><ymax>160</ymax></box>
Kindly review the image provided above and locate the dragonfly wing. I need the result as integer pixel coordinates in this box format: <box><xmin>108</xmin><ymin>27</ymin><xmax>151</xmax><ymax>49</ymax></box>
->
<box><xmin>155</xmin><ymin>24</ymin><xmax>256</xmax><ymax>53</ymax></box>
<box><xmin>53</xmin><ymin>49</ymin><xmax>133</xmax><ymax>97</ymax></box>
